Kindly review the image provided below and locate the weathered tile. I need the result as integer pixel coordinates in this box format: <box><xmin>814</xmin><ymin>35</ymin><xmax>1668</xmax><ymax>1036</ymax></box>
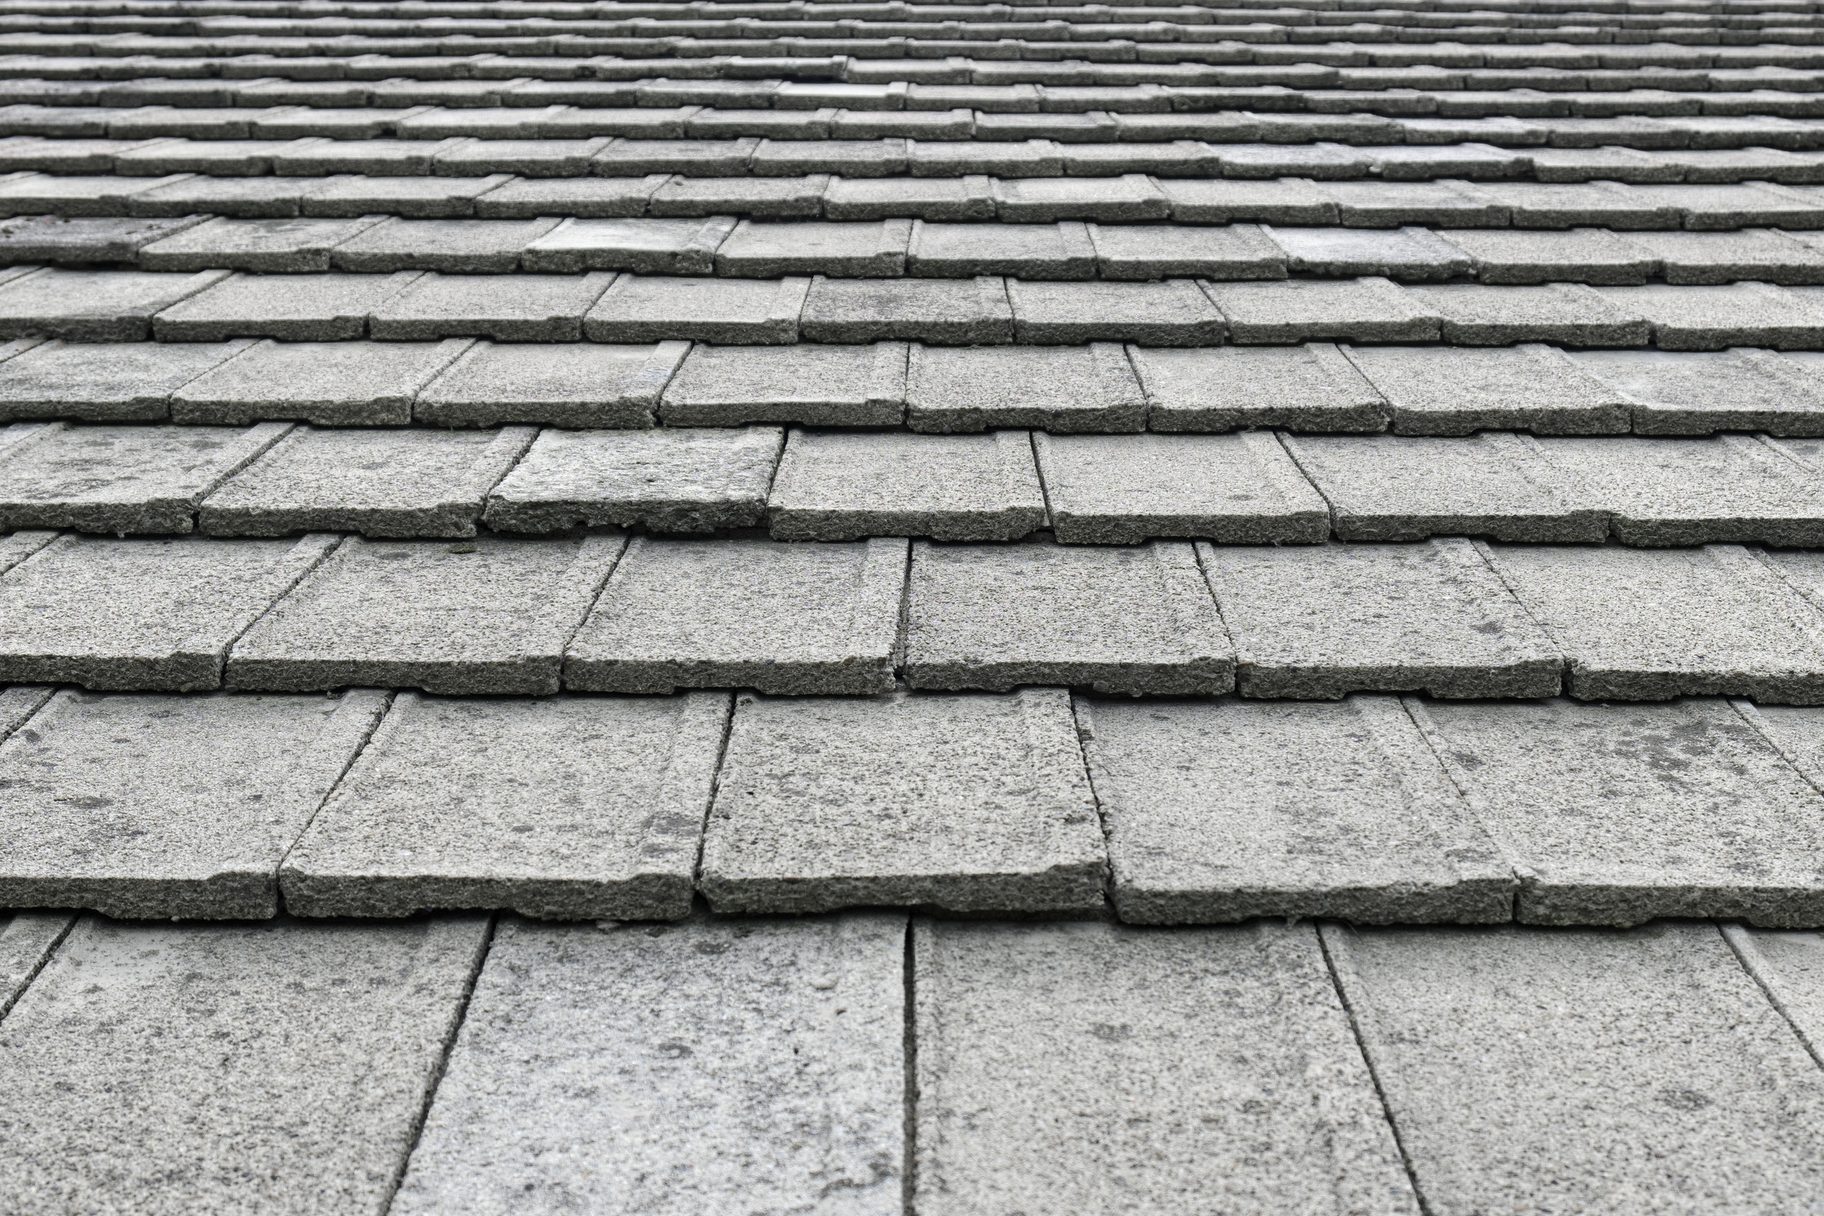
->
<box><xmin>593</xmin><ymin>137</ymin><xmax>760</xmax><ymax>176</ymax></box>
<box><xmin>715</xmin><ymin>218</ymin><xmax>910</xmax><ymax>277</ymax></box>
<box><xmin>905</xmin><ymin>342</ymin><xmax>1143</xmax><ymax>433</ymax></box>
<box><xmin>565</xmin><ymin>536</ymin><xmax>905</xmax><ymax>695</ymax></box>
<box><xmin>1445</xmin><ymin>227</ymin><xmax>1656</xmax><ymax>285</ymax></box>
<box><xmin>1723</xmin><ymin>923</ymin><xmax>1824</xmax><ymax>1066</ymax></box>
<box><xmin>172</xmin><ymin>338</ymin><xmax>471</xmax><ymax>426</ymax></box>
<box><xmin>0</xmin><ymin>421</ymin><xmax>284</xmax><ymax>533</ymax></box>
<box><xmin>1010</xmin><ymin>268</ymin><xmax>1223</xmax><ymax>340</ymax></box>
<box><xmin>1157</xmin><ymin>177</ymin><xmax>1340</xmax><ymax>224</ymax></box>
<box><xmin>993</xmin><ymin>173</ymin><xmax>1168</xmax><ymax>221</ymax></box>
<box><xmin>700</xmin><ymin>690</ymin><xmax>1106</xmax><ymax>913</ymax></box>
<box><xmin>1133</xmin><ymin>343</ymin><xmax>1388</xmax><ymax>432</ymax></box>
<box><xmin>1598</xmin><ymin>283</ymin><xmax>1824</xmax><ymax>351</ymax></box>
<box><xmin>1344</xmin><ymin>344</ymin><xmax>1632</xmax><ymax>435</ymax></box>
<box><xmin>392</xmin><ymin>915</ymin><xmax>904</xmax><ymax>1215</ymax></box>
<box><xmin>0</xmin><ymin>213</ymin><xmax>207</xmax><ymax>265</ymax></box>
<box><xmin>520</xmin><ymin>216</ymin><xmax>737</xmax><ymax>274</ymax></box>
<box><xmin>485</xmin><ymin>426</ymin><xmax>781</xmax><ymax>534</ymax></box>
<box><xmin>283</xmin><ymin>692</ymin><xmax>729</xmax><ymax>919</ymax></box>
<box><xmin>661</xmin><ymin>341</ymin><xmax>905</xmax><ymax>426</ymax></box>
<box><xmin>1575</xmin><ymin>348</ymin><xmax>1824</xmax><ymax>436</ymax></box>
<box><xmin>0</xmin><ymin>907</ymin><xmax>68</xmax><ymax>1016</ymax></box>
<box><xmin>308</xmin><ymin>173</ymin><xmax>516</xmax><ymax>218</ymax></box>
<box><xmin>651</xmin><ymin>176</ymin><xmax>829</xmax><ymax>219</ymax></box>
<box><xmin>1081</xmin><ymin>697</ymin><xmax>1511</xmax><ymax>924</ymax></box>
<box><xmin>368</xmin><ymin>271</ymin><xmax>615</xmax><ymax>341</ymax></box>
<box><xmin>910</xmin><ymin>139</ymin><xmax>1064</xmax><ymax>177</ymax></box>
<box><xmin>799</xmin><ymin>274</ymin><xmax>1014</xmax><ymax>344</ymax></box>
<box><xmin>0</xmin><ymin>339</ymin><xmax>251</xmax><ymax>423</ymax></box>
<box><xmin>1326</xmin><ymin>922</ymin><xmax>1824</xmax><ymax>1212</ymax></box>
<box><xmin>1491</xmin><ymin>544</ymin><xmax>1824</xmax><ymax>702</ymax></box>
<box><xmin>1037</xmin><ymin>432</ymin><xmax>1328</xmax><ymax>544</ymax></box>
<box><xmin>825</xmin><ymin>175</ymin><xmax>995</xmax><ymax>221</ymax></box>
<box><xmin>137</xmin><ymin>215</ymin><xmax>387</xmax><ymax>273</ymax></box>
<box><xmin>0</xmin><ymin>915</ymin><xmax>487</xmax><ymax>1210</ymax></box>
<box><xmin>0</xmin><ymin>266</ymin><xmax>227</xmax><ymax>340</ymax></box>
<box><xmin>0</xmin><ymin>533</ymin><xmax>333</xmax><ymax>691</ymax></box>
<box><xmin>228</xmin><ymin>535</ymin><xmax>624</xmax><ymax>696</ymax></box>
<box><xmin>1285</xmin><ymin>433</ymin><xmax>1606</xmax><ymax>542</ymax></box>
<box><xmin>200</xmin><ymin>426</ymin><xmax>534</xmax><ymax>539</ymax></box>
<box><xmin>905</xmin><ymin>541</ymin><xmax>1231</xmax><ymax>695</ymax></box>
<box><xmin>1204</xmin><ymin>277</ymin><xmax>1440</xmax><ymax>343</ymax></box>
<box><xmin>152</xmin><ymin>270</ymin><xmax>422</xmax><ymax>341</ymax></box>
<box><xmin>1410</xmin><ymin>282</ymin><xmax>1653</xmax><ymax>346</ymax></box>
<box><xmin>1320</xmin><ymin>179</ymin><xmax>1505</xmax><ymax>226</ymax></box>
<box><xmin>417</xmin><ymin>340</ymin><xmax>688</xmax><ymax>428</ymax></box>
<box><xmin>914</xmin><ymin>921</ymin><xmax>1419</xmax><ymax>1215</ymax></box>
<box><xmin>1087</xmin><ymin>222</ymin><xmax>1285</xmax><ymax>281</ymax></box>
<box><xmin>1200</xmin><ymin>539</ymin><xmax>1562</xmax><ymax>699</ymax></box>
<box><xmin>1267</xmin><ymin>225</ymin><xmax>1473</xmax><ymax>281</ymax></box>
<box><xmin>0</xmin><ymin>688</ymin><xmax>385</xmax><ymax>917</ymax></box>
<box><xmin>432</xmin><ymin>137</ymin><xmax>610</xmax><ymax>178</ymax></box>
<box><xmin>907</xmin><ymin>220</ymin><xmax>1096</xmax><ymax>279</ymax></box>
<box><xmin>582</xmin><ymin>274</ymin><xmax>808</xmax><ymax>344</ymax></box>
<box><xmin>331</xmin><ymin>216</ymin><xmax>561</xmax><ymax>273</ymax></box>
<box><xmin>768</xmin><ymin>430</ymin><xmax>1044</xmax><ymax>541</ymax></box>
<box><xmin>1408</xmin><ymin>699</ymin><xmax>1824</xmax><ymax>925</ymax></box>
<box><xmin>1631</xmin><ymin>229</ymin><xmax>1824</xmax><ymax>286</ymax></box>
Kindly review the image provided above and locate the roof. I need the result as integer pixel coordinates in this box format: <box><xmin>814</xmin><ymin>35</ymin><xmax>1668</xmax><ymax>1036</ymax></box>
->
<box><xmin>6</xmin><ymin>0</ymin><xmax>1824</xmax><ymax>1211</ymax></box>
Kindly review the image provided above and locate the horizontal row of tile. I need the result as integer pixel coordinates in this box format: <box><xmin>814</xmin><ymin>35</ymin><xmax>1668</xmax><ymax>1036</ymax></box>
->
<box><xmin>8</xmin><ymin>530</ymin><xmax>1824</xmax><ymax>701</ymax></box>
<box><xmin>27</xmin><ymin>418</ymin><xmax>1824</xmax><ymax>548</ymax></box>
<box><xmin>8</xmin><ymin>915</ymin><xmax>1824</xmax><ymax>1216</ymax></box>
<box><xmin>34</xmin><ymin>213</ymin><xmax>1824</xmax><ymax>291</ymax></box>
<box><xmin>14</xmin><ymin>336</ymin><xmax>1824</xmax><ymax>437</ymax></box>
<box><xmin>16</xmin><ymin>686</ymin><xmax>1824</xmax><ymax>924</ymax></box>
<box><xmin>27</xmin><ymin>266</ymin><xmax>1824</xmax><ymax>349</ymax></box>
<box><xmin>9</xmin><ymin>102</ymin><xmax>1824</xmax><ymax>148</ymax></box>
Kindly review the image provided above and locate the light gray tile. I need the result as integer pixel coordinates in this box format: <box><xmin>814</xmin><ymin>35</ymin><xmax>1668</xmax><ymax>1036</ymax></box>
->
<box><xmin>0</xmin><ymin>266</ymin><xmax>227</xmax><ymax>341</ymax></box>
<box><xmin>1411</xmin><ymin>282</ymin><xmax>1652</xmax><ymax>346</ymax></box>
<box><xmin>1576</xmin><ymin>348</ymin><xmax>1824</xmax><ymax>436</ymax></box>
<box><xmin>799</xmin><ymin>275</ymin><xmax>1013</xmax><ymax>344</ymax></box>
<box><xmin>583</xmin><ymin>274</ymin><xmax>809</xmax><ymax>344</ymax></box>
<box><xmin>418</xmin><ymin>340</ymin><xmax>687</xmax><ymax>428</ymax></box>
<box><xmin>521</xmin><ymin>216</ymin><xmax>736</xmax><ymax>274</ymax></box>
<box><xmin>368</xmin><ymin>271</ymin><xmax>615</xmax><ymax>341</ymax></box>
<box><xmin>331</xmin><ymin>216</ymin><xmax>561</xmax><ymax>273</ymax></box>
<box><xmin>172</xmin><ymin>338</ymin><xmax>471</xmax><ymax>426</ymax></box>
<box><xmin>768</xmin><ymin>430</ymin><xmax>1044</xmax><ymax>541</ymax></box>
<box><xmin>714</xmin><ymin>218</ymin><xmax>910</xmax><ymax>277</ymax></box>
<box><xmin>1204</xmin><ymin>277</ymin><xmax>1440</xmax><ymax>343</ymax></box>
<box><xmin>906</xmin><ymin>342</ymin><xmax>1143</xmax><ymax>433</ymax></box>
<box><xmin>0</xmin><ymin>338</ymin><xmax>252</xmax><ymax>423</ymax></box>
<box><xmin>152</xmin><ymin>270</ymin><xmax>422</xmax><ymax>341</ymax></box>
<box><xmin>662</xmin><ymin>341</ymin><xmax>905</xmax><ymax>427</ymax></box>
<box><xmin>1133</xmin><ymin>343</ymin><xmax>1388</xmax><ymax>432</ymax></box>
<box><xmin>1344</xmin><ymin>344</ymin><xmax>1632</xmax><ymax>436</ymax></box>
<box><xmin>0</xmin><ymin>909</ymin><xmax>69</xmax><ymax>1016</ymax></box>
<box><xmin>1009</xmin><ymin>278</ymin><xmax>1224</xmax><ymax>345</ymax></box>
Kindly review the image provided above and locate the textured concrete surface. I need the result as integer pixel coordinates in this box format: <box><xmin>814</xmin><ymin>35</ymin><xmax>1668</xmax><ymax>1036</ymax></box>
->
<box><xmin>1133</xmin><ymin>343</ymin><xmax>1389</xmax><ymax>432</ymax></box>
<box><xmin>283</xmin><ymin>692</ymin><xmax>728</xmax><ymax>919</ymax></box>
<box><xmin>1345</xmin><ymin>343</ymin><xmax>1632</xmax><ymax>435</ymax></box>
<box><xmin>170</xmin><ymin>337</ymin><xmax>472</xmax><ymax>426</ymax></box>
<box><xmin>1577</xmin><ymin>348</ymin><xmax>1824</xmax><ymax>437</ymax></box>
<box><xmin>701</xmin><ymin>690</ymin><xmax>1106</xmax><ymax>913</ymax></box>
<box><xmin>0</xmin><ymin>338</ymin><xmax>252</xmax><ymax>423</ymax></box>
<box><xmin>1204</xmin><ymin>276</ymin><xmax>1440</xmax><ymax>343</ymax></box>
<box><xmin>1082</xmin><ymin>696</ymin><xmax>1513</xmax><ymax>923</ymax></box>
<box><xmin>152</xmin><ymin>270</ymin><xmax>421</xmax><ymax>340</ymax></box>
<box><xmin>769</xmin><ymin>429</ymin><xmax>1045</xmax><ymax>541</ymax></box>
<box><xmin>368</xmin><ymin>270</ymin><xmax>615</xmax><ymax>341</ymax></box>
<box><xmin>661</xmin><ymin>341</ymin><xmax>906</xmax><ymax>426</ymax></box>
<box><xmin>583</xmin><ymin>274</ymin><xmax>810</xmax><ymax>343</ymax></box>
<box><xmin>905</xmin><ymin>342</ymin><xmax>1144</xmax><ymax>433</ymax></box>
<box><xmin>229</xmin><ymin>535</ymin><xmax>623</xmax><ymax>695</ymax></box>
<box><xmin>0</xmin><ymin>910</ymin><xmax>67</xmax><ymax>1015</ymax></box>
<box><xmin>415</xmin><ymin>339</ymin><xmax>688</xmax><ymax>427</ymax></box>
<box><xmin>0</xmin><ymin>689</ymin><xmax>385</xmax><ymax>917</ymax></box>
<box><xmin>0</xmin><ymin>915</ymin><xmax>488</xmax><ymax>1214</ymax></box>
<box><xmin>484</xmin><ymin>425</ymin><xmax>782</xmax><ymax>533</ymax></box>
<box><xmin>799</xmin><ymin>275</ymin><xmax>1014</xmax><ymax>343</ymax></box>
<box><xmin>393</xmin><ymin>915</ymin><xmax>905</xmax><ymax>1216</ymax></box>
<box><xmin>1201</xmin><ymin>538</ymin><xmax>1562</xmax><ymax>699</ymax></box>
<box><xmin>905</xmin><ymin>540</ymin><xmax>1233</xmax><ymax>694</ymax></box>
<box><xmin>566</xmin><ymin>536</ymin><xmax>906</xmax><ymax>694</ymax></box>
<box><xmin>0</xmin><ymin>267</ymin><xmax>227</xmax><ymax>340</ymax></box>
<box><xmin>915</xmin><ymin>920</ymin><xmax>1421</xmax><ymax>1216</ymax></box>
<box><xmin>1327</xmin><ymin>922</ymin><xmax>1824</xmax><ymax>1213</ymax></box>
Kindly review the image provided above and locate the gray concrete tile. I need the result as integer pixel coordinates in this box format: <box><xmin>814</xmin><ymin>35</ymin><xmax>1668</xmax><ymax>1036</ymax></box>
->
<box><xmin>1087</xmin><ymin>222</ymin><xmax>1285</xmax><ymax>281</ymax></box>
<box><xmin>1207</xmin><ymin>142</ymin><xmax>1370</xmax><ymax>180</ymax></box>
<box><xmin>701</xmin><ymin>690</ymin><xmax>1106</xmax><ymax>913</ymax></box>
<box><xmin>1491</xmin><ymin>544</ymin><xmax>1824</xmax><ymax>702</ymax></box>
<box><xmin>470</xmin><ymin>175</ymin><xmax>665</xmax><ymax>220</ymax></box>
<box><xmin>0</xmin><ymin>420</ymin><xmax>285</xmax><ymax>533</ymax></box>
<box><xmin>307</xmin><ymin>173</ymin><xmax>516</xmax><ymax>219</ymax></box>
<box><xmin>283</xmin><ymin>692</ymin><xmax>729</xmax><ymax>919</ymax></box>
<box><xmin>1203</xmin><ymin>277</ymin><xmax>1440</xmax><ymax>343</ymax></box>
<box><xmin>1319</xmin><ymin>178</ymin><xmax>1506</xmax><ymax>226</ymax></box>
<box><xmin>368</xmin><ymin>271</ymin><xmax>615</xmax><ymax>341</ymax></box>
<box><xmin>152</xmin><ymin>270</ymin><xmax>423</xmax><ymax>341</ymax></box>
<box><xmin>1598</xmin><ymin>283</ymin><xmax>1824</xmax><ymax>351</ymax></box>
<box><xmin>1476</xmin><ymin>180</ymin><xmax>1679</xmax><ymax>228</ymax></box>
<box><xmin>521</xmin><ymin>216</ymin><xmax>737</xmax><ymax>274</ymax></box>
<box><xmin>1081</xmin><ymin>696</ymin><xmax>1511</xmax><ymax>924</ymax></box>
<box><xmin>0</xmin><ymin>172</ymin><xmax>186</xmax><ymax>217</ymax></box>
<box><xmin>1133</xmin><ymin>343</ymin><xmax>1388</xmax><ymax>432</ymax></box>
<box><xmin>0</xmin><ymin>266</ymin><xmax>228</xmax><ymax>341</ymax></box>
<box><xmin>0</xmin><ymin>213</ymin><xmax>208</xmax><ymax>265</ymax></box>
<box><xmin>1157</xmin><ymin>177</ymin><xmax>1340</xmax><ymax>224</ymax></box>
<box><xmin>200</xmin><ymin>425</ymin><xmax>534</xmax><ymax>539</ymax></box>
<box><xmin>431</xmin><ymin>137</ymin><xmax>610</xmax><ymax>177</ymax></box>
<box><xmin>907</xmin><ymin>220</ymin><xmax>1096</xmax><ymax>280</ymax></box>
<box><xmin>332</xmin><ymin>216</ymin><xmax>562</xmax><ymax>273</ymax></box>
<box><xmin>992</xmin><ymin>173</ymin><xmax>1168</xmax><ymax>221</ymax></box>
<box><xmin>1579</xmin><ymin>349</ymin><xmax>1824</xmax><ymax>436</ymax></box>
<box><xmin>0</xmin><ymin>338</ymin><xmax>252</xmax><ymax>423</ymax></box>
<box><xmin>715</xmin><ymin>218</ymin><xmax>911</xmax><ymax>277</ymax></box>
<box><xmin>1344</xmin><ymin>344</ymin><xmax>1632</xmax><ymax>436</ymax></box>
<box><xmin>137</xmin><ymin>215</ymin><xmax>388</xmax><ymax>273</ymax></box>
<box><xmin>662</xmin><ymin>341</ymin><xmax>905</xmax><ymax>427</ymax></box>
<box><xmin>768</xmin><ymin>430</ymin><xmax>1043</xmax><ymax>541</ymax></box>
<box><xmin>914</xmin><ymin>920</ymin><xmax>1419</xmax><ymax>1215</ymax></box>
<box><xmin>0</xmin><ymin>915</ymin><xmax>487</xmax><ymax>1210</ymax></box>
<box><xmin>0</xmin><ymin>533</ymin><xmax>334</xmax><ymax>691</ymax></box>
<box><xmin>905</xmin><ymin>540</ymin><xmax>1231</xmax><ymax>695</ymax></box>
<box><xmin>1266</xmin><ymin>225</ymin><xmax>1474</xmax><ymax>281</ymax></box>
<box><xmin>583</xmin><ymin>274</ymin><xmax>808</xmax><ymax>344</ymax></box>
<box><xmin>1724</xmin><ymin>922</ymin><xmax>1824</xmax><ymax>1067</ymax></box>
<box><xmin>593</xmin><ymin>137</ymin><xmax>760</xmax><ymax>176</ymax></box>
<box><xmin>130</xmin><ymin>176</ymin><xmax>320</xmax><ymax>220</ymax></box>
<box><xmin>392</xmin><ymin>915</ymin><xmax>904</xmax><ymax>1215</ymax></box>
<box><xmin>1326</xmin><ymin>922</ymin><xmax>1824</xmax><ymax>1211</ymax></box>
<box><xmin>485</xmin><ymin>426</ymin><xmax>782</xmax><ymax>534</ymax></box>
<box><xmin>909</xmin><ymin>139</ymin><xmax>1064</xmax><ymax>177</ymax></box>
<box><xmin>1410</xmin><ymin>282</ymin><xmax>1652</xmax><ymax>346</ymax></box>
<box><xmin>1445</xmin><ymin>227</ymin><xmax>1656</xmax><ymax>286</ymax></box>
<box><xmin>269</xmin><ymin>137</ymin><xmax>464</xmax><ymax>177</ymax></box>
<box><xmin>906</xmin><ymin>342</ymin><xmax>1143</xmax><ymax>433</ymax></box>
<box><xmin>1631</xmin><ymin>229</ymin><xmax>1824</xmax><ymax>286</ymax></box>
<box><xmin>1202</xmin><ymin>538</ymin><xmax>1561</xmax><ymax>698</ymax></box>
<box><xmin>0</xmin><ymin>906</ymin><xmax>68</xmax><ymax>1016</ymax></box>
<box><xmin>171</xmin><ymin>338</ymin><xmax>471</xmax><ymax>426</ymax></box>
<box><xmin>799</xmin><ymin>275</ymin><xmax>1013</xmax><ymax>344</ymax></box>
<box><xmin>566</xmin><ymin>536</ymin><xmax>906</xmax><ymax>694</ymax></box>
<box><xmin>1009</xmin><ymin>278</ymin><xmax>1224</xmax><ymax>345</ymax></box>
<box><xmin>825</xmin><ymin>175</ymin><xmax>996</xmax><ymax>221</ymax></box>
<box><xmin>228</xmin><ymin>534</ymin><xmax>624</xmax><ymax>695</ymax></box>
<box><xmin>1632</xmin><ymin>181</ymin><xmax>1822</xmax><ymax>229</ymax></box>
<box><xmin>750</xmin><ymin>139</ymin><xmax>906</xmax><ymax>177</ymax></box>
<box><xmin>0</xmin><ymin>688</ymin><xmax>385</xmax><ymax>917</ymax></box>
<box><xmin>1286</xmin><ymin>433</ymin><xmax>1606</xmax><ymax>543</ymax></box>
<box><xmin>1410</xmin><ymin>700</ymin><xmax>1824</xmax><ymax>925</ymax></box>
<box><xmin>1037</xmin><ymin>432</ymin><xmax>1328</xmax><ymax>544</ymax></box>
<box><xmin>418</xmin><ymin>340</ymin><xmax>687</xmax><ymax>428</ymax></box>
<box><xmin>647</xmin><ymin>175</ymin><xmax>830</xmax><ymax>219</ymax></box>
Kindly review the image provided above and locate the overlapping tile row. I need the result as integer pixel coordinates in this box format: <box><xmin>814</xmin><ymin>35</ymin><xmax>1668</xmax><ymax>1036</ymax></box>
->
<box><xmin>10</xmin><ymin>913</ymin><xmax>1824</xmax><ymax>1215</ymax></box>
